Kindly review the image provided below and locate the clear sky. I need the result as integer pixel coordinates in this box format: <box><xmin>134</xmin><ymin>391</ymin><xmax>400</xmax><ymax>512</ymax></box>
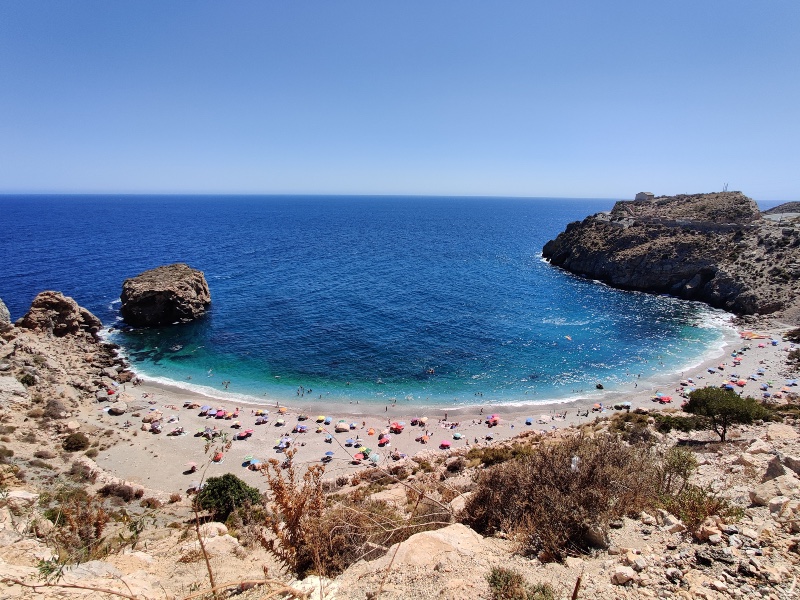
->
<box><xmin>1</xmin><ymin>1</ymin><xmax>798</xmax><ymax>200</ymax></box>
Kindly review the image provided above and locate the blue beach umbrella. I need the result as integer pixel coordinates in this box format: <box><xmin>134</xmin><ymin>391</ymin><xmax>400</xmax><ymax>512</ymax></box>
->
<box><xmin>325</xmin><ymin>451</ymin><xmax>334</xmax><ymax>457</ymax></box>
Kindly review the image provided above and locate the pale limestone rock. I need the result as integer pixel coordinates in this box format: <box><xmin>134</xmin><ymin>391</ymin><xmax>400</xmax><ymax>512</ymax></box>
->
<box><xmin>750</xmin><ymin>474</ymin><xmax>800</xmax><ymax>506</ymax></box>
<box><xmin>197</xmin><ymin>521</ymin><xmax>228</xmax><ymax>537</ymax></box>
<box><xmin>611</xmin><ymin>565</ymin><xmax>636</xmax><ymax>585</ymax></box>
<box><xmin>747</xmin><ymin>439</ymin><xmax>773</xmax><ymax>454</ymax></box>
<box><xmin>766</xmin><ymin>423</ymin><xmax>799</xmax><ymax>441</ymax></box>
<box><xmin>763</xmin><ymin>455</ymin><xmax>787</xmax><ymax>480</ymax></box>
<box><xmin>769</xmin><ymin>496</ymin><xmax>791</xmax><ymax>516</ymax></box>
<box><xmin>362</xmin><ymin>523</ymin><xmax>490</xmax><ymax>570</ymax></box>
<box><xmin>640</xmin><ymin>511</ymin><xmax>657</xmax><ymax>525</ymax></box>
<box><xmin>5</xmin><ymin>491</ymin><xmax>38</xmax><ymax>516</ymax></box>
<box><xmin>782</xmin><ymin>454</ymin><xmax>800</xmax><ymax>475</ymax></box>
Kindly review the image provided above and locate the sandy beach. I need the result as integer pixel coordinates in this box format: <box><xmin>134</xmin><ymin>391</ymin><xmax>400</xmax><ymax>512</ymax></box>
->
<box><xmin>88</xmin><ymin>323</ymin><xmax>799</xmax><ymax>496</ymax></box>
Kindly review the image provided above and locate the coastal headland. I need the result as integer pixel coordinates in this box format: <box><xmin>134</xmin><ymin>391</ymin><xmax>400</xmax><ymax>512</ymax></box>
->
<box><xmin>1</xmin><ymin>194</ymin><xmax>800</xmax><ymax>598</ymax></box>
<box><xmin>543</xmin><ymin>192</ymin><xmax>800</xmax><ymax>323</ymax></box>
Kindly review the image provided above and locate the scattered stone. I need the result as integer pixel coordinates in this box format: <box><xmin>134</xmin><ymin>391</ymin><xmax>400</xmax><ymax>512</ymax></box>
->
<box><xmin>612</xmin><ymin>565</ymin><xmax>637</xmax><ymax>585</ymax></box>
<box><xmin>640</xmin><ymin>511</ymin><xmax>657</xmax><ymax>526</ymax></box>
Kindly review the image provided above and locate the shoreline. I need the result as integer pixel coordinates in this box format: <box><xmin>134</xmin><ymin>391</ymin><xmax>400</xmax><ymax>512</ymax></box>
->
<box><xmin>89</xmin><ymin>318</ymin><xmax>797</xmax><ymax>496</ymax></box>
<box><xmin>103</xmin><ymin>310</ymin><xmax>739</xmax><ymax>414</ymax></box>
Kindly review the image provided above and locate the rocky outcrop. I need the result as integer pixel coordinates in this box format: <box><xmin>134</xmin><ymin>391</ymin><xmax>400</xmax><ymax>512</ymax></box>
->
<box><xmin>0</xmin><ymin>298</ymin><xmax>11</xmax><ymax>334</ymax></box>
<box><xmin>120</xmin><ymin>263</ymin><xmax>211</xmax><ymax>327</ymax></box>
<box><xmin>16</xmin><ymin>291</ymin><xmax>102</xmax><ymax>336</ymax></box>
<box><xmin>0</xmin><ymin>298</ymin><xmax>10</xmax><ymax>326</ymax></box>
<box><xmin>542</xmin><ymin>192</ymin><xmax>800</xmax><ymax>321</ymax></box>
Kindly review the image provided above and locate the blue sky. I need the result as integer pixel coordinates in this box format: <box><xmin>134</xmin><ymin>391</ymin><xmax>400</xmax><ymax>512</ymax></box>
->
<box><xmin>1</xmin><ymin>1</ymin><xmax>798</xmax><ymax>200</ymax></box>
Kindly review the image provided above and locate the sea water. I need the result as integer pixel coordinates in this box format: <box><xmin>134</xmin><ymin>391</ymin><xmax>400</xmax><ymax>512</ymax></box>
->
<box><xmin>0</xmin><ymin>195</ymin><xmax>744</xmax><ymax>408</ymax></box>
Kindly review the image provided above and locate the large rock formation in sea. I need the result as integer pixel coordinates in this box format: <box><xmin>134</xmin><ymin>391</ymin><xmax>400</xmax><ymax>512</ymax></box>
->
<box><xmin>542</xmin><ymin>192</ymin><xmax>800</xmax><ymax>322</ymax></box>
<box><xmin>120</xmin><ymin>263</ymin><xmax>211</xmax><ymax>327</ymax></box>
<box><xmin>16</xmin><ymin>291</ymin><xmax>102</xmax><ymax>336</ymax></box>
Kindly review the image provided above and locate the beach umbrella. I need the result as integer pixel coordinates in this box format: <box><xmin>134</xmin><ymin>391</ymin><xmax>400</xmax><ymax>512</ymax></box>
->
<box><xmin>737</xmin><ymin>380</ymin><xmax>747</xmax><ymax>387</ymax></box>
<box><xmin>707</xmin><ymin>368</ymin><xmax>716</xmax><ymax>373</ymax></box>
<box><xmin>324</xmin><ymin>417</ymin><xmax>332</xmax><ymax>425</ymax></box>
<box><xmin>324</xmin><ymin>451</ymin><xmax>334</xmax><ymax>457</ymax></box>
<box><xmin>278</xmin><ymin>406</ymin><xmax>287</xmax><ymax>414</ymax></box>
<box><xmin>367</xmin><ymin>428</ymin><xmax>375</xmax><ymax>436</ymax></box>
<box><xmin>758</xmin><ymin>343</ymin><xmax>766</xmax><ymax>348</ymax></box>
<box><xmin>453</xmin><ymin>432</ymin><xmax>463</xmax><ymax>439</ymax></box>
<box><xmin>243</xmin><ymin>455</ymin><xmax>254</xmax><ymax>462</ymax></box>
<box><xmin>345</xmin><ymin>438</ymin><xmax>354</xmax><ymax>446</ymax></box>
<box><xmin>369</xmin><ymin>453</ymin><xmax>381</xmax><ymax>463</ymax></box>
<box><xmin>525</xmin><ymin>417</ymin><xmax>533</xmax><ymax>425</ymax></box>
<box><xmin>354</xmin><ymin>453</ymin><xmax>364</xmax><ymax>461</ymax></box>
<box><xmin>244</xmin><ymin>428</ymin><xmax>254</xmax><ymax>434</ymax></box>
<box><xmin>440</xmin><ymin>440</ymin><xmax>451</xmax><ymax>449</ymax></box>
<box><xmin>350</xmin><ymin>422</ymin><xmax>357</xmax><ymax>429</ymax></box>
<box><xmin>760</xmin><ymin>383</ymin><xmax>769</xmax><ymax>391</ymax></box>
<box><xmin>316</xmin><ymin>415</ymin><xmax>325</xmax><ymax>422</ymax></box>
<box><xmin>723</xmin><ymin>384</ymin><xmax>735</xmax><ymax>390</ymax></box>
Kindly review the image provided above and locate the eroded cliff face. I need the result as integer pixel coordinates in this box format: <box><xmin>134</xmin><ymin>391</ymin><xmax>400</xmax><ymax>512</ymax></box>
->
<box><xmin>120</xmin><ymin>263</ymin><xmax>211</xmax><ymax>327</ymax></box>
<box><xmin>542</xmin><ymin>192</ymin><xmax>800</xmax><ymax>322</ymax></box>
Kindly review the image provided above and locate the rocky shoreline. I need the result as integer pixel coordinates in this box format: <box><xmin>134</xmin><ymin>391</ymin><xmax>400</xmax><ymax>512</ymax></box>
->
<box><xmin>542</xmin><ymin>192</ymin><xmax>800</xmax><ymax>324</ymax></box>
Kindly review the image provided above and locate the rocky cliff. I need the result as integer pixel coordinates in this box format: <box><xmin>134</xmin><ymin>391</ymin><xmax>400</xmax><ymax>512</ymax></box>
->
<box><xmin>16</xmin><ymin>291</ymin><xmax>102</xmax><ymax>337</ymax></box>
<box><xmin>120</xmin><ymin>263</ymin><xmax>211</xmax><ymax>327</ymax></box>
<box><xmin>542</xmin><ymin>192</ymin><xmax>800</xmax><ymax>322</ymax></box>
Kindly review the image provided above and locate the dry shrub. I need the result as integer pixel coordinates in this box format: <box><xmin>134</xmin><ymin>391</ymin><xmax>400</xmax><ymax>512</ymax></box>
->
<box><xmin>140</xmin><ymin>497</ymin><xmax>162</xmax><ymax>509</ymax></box>
<box><xmin>44</xmin><ymin>399</ymin><xmax>67</xmax><ymax>420</ymax></box>
<box><xmin>62</xmin><ymin>432</ymin><xmax>89</xmax><ymax>452</ymax></box>
<box><xmin>262</xmin><ymin>450</ymin><xmax>449</xmax><ymax>578</ymax></box>
<box><xmin>49</xmin><ymin>495</ymin><xmax>110</xmax><ymax>562</ymax></box>
<box><xmin>97</xmin><ymin>483</ymin><xmax>141</xmax><ymax>502</ymax></box>
<box><xmin>169</xmin><ymin>492</ymin><xmax>182</xmax><ymax>503</ymax></box>
<box><xmin>34</xmin><ymin>449</ymin><xmax>56</xmax><ymax>459</ymax></box>
<box><xmin>68</xmin><ymin>461</ymin><xmax>97</xmax><ymax>483</ymax></box>
<box><xmin>461</xmin><ymin>434</ymin><xmax>658</xmax><ymax>561</ymax></box>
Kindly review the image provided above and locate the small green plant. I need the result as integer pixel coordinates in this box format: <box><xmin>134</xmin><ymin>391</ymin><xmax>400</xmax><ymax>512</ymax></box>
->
<box><xmin>195</xmin><ymin>473</ymin><xmax>261</xmax><ymax>522</ymax></box>
<box><xmin>486</xmin><ymin>566</ymin><xmax>555</xmax><ymax>600</ymax></box>
<box><xmin>659</xmin><ymin>484</ymin><xmax>743</xmax><ymax>532</ymax></box>
<box><xmin>17</xmin><ymin>373</ymin><xmax>36</xmax><ymax>387</ymax></box>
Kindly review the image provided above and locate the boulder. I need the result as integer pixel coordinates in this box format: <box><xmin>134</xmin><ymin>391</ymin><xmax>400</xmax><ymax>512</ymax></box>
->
<box><xmin>120</xmin><ymin>263</ymin><xmax>211</xmax><ymax>327</ymax></box>
<box><xmin>612</xmin><ymin>565</ymin><xmax>636</xmax><ymax>585</ymax></box>
<box><xmin>750</xmin><ymin>474</ymin><xmax>800</xmax><ymax>506</ymax></box>
<box><xmin>747</xmin><ymin>439</ymin><xmax>772</xmax><ymax>454</ymax></box>
<box><xmin>763</xmin><ymin>455</ymin><xmax>787</xmax><ymax>481</ymax></box>
<box><xmin>108</xmin><ymin>402</ymin><xmax>127</xmax><ymax>416</ymax></box>
<box><xmin>766</xmin><ymin>423</ymin><xmax>798</xmax><ymax>441</ymax></box>
<box><xmin>16</xmin><ymin>291</ymin><xmax>102</xmax><ymax>336</ymax></box>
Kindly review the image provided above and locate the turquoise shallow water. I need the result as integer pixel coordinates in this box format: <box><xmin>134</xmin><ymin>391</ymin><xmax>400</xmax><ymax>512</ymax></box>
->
<box><xmin>0</xmin><ymin>195</ymin><xmax>737</xmax><ymax>408</ymax></box>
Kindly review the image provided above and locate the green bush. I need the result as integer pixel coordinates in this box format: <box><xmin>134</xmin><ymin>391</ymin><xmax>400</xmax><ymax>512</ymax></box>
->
<box><xmin>17</xmin><ymin>373</ymin><xmax>36</xmax><ymax>387</ymax></box>
<box><xmin>466</xmin><ymin>443</ymin><xmax>534</xmax><ymax>467</ymax></box>
<box><xmin>486</xmin><ymin>567</ymin><xmax>555</xmax><ymax>600</ymax></box>
<box><xmin>659</xmin><ymin>484</ymin><xmax>743</xmax><ymax>532</ymax></box>
<box><xmin>196</xmin><ymin>473</ymin><xmax>261</xmax><ymax>522</ymax></box>
<box><xmin>63</xmin><ymin>432</ymin><xmax>90</xmax><ymax>452</ymax></box>
<box><xmin>684</xmin><ymin>388</ymin><xmax>771</xmax><ymax>441</ymax></box>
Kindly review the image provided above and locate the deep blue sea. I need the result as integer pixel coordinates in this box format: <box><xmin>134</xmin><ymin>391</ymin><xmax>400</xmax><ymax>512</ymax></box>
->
<box><xmin>2</xmin><ymin>194</ymin><xmax>774</xmax><ymax>410</ymax></box>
